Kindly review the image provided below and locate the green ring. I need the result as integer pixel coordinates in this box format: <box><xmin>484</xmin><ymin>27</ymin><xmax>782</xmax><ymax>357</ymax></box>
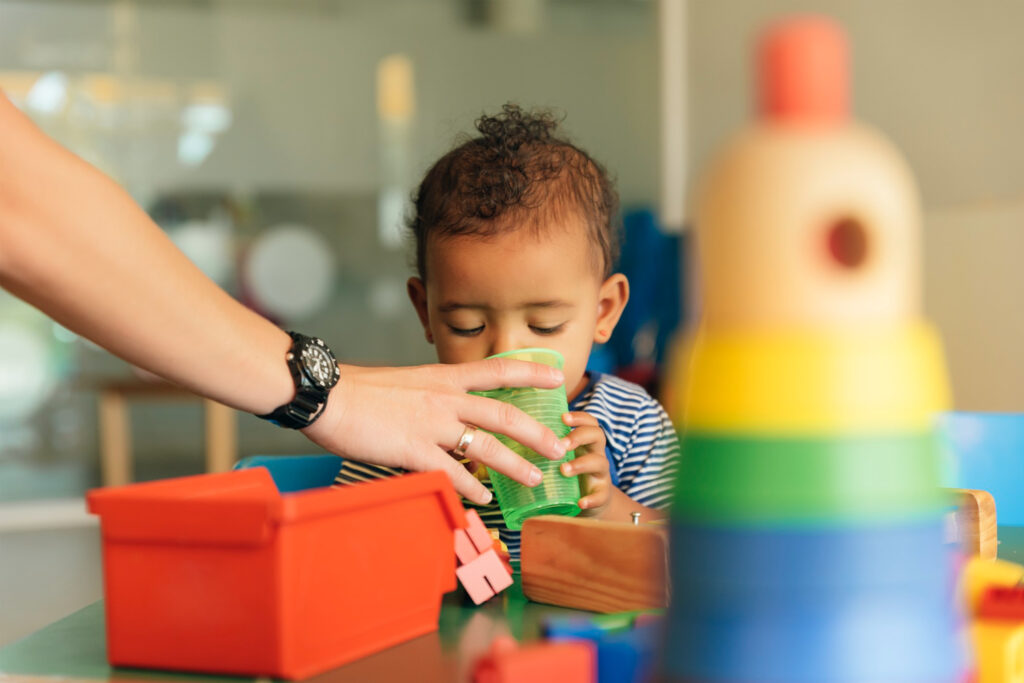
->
<box><xmin>673</xmin><ymin>432</ymin><xmax>948</xmax><ymax>525</ymax></box>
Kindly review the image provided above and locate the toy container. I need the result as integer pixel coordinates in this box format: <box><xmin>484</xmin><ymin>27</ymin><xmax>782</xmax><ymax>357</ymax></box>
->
<box><xmin>87</xmin><ymin>468</ymin><xmax>465</xmax><ymax>679</ymax></box>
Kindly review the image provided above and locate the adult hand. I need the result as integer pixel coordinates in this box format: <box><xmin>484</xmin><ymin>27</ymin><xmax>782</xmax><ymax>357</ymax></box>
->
<box><xmin>302</xmin><ymin>358</ymin><xmax>569</xmax><ymax>504</ymax></box>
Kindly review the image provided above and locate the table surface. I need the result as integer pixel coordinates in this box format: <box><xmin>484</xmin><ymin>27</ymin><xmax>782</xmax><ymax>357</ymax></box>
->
<box><xmin>5</xmin><ymin>527</ymin><xmax>1024</xmax><ymax>683</ymax></box>
<box><xmin>0</xmin><ymin>575</ymin><xmax>584</xmax><ymax>683</ymax></box>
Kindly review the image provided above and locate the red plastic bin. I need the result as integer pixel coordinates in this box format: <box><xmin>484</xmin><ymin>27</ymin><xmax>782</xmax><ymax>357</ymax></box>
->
<box><xmin>87</xmin><ymin>468</ymin><xmax>466</xmax><ymax>679</ymax></box>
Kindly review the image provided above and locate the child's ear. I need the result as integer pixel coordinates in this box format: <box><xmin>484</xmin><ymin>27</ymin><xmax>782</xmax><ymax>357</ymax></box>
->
<box><xmin>406</xmin><ymin>277</ymin><xmax>434</xmax><ymax>344</ymax></box>
<box><xmin>594</xmin><ymin>273</ymin><xmax>629</xmax><ymax>344</ymax></box>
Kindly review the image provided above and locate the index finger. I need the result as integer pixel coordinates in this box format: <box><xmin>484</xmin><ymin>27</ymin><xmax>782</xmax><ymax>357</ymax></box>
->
<box><xmin>452</xmin><ymin>358</ymin><xmax>564</xmax><ymax>393</ymax></box>
<box><xmin>457</xmin><ymin>393</ymin><xmax>567</xmax><ymax>462</ymax></box>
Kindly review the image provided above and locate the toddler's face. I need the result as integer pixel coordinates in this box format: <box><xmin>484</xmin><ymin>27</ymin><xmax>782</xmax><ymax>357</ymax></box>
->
<box><xmin>409</xmin><ymin>219</ymin><xmax>627</xmax><ymax>401</ymax></box>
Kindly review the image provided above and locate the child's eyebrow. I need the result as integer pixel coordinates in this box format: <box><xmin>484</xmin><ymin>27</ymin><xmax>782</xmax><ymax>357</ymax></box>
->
<box><xmin>438</xmin><ymin>302</ymin><xmax>486</xmax><ymax>313</ymax></box>
<box><xmin>438</xmin><ymin>301</ymin><xmax>573</xmax><ymax>313</ymax></box>
<box><xmin>523</xmin><ymin>301</ymin><xmax>574</xmax><ymax>309</ymax></box>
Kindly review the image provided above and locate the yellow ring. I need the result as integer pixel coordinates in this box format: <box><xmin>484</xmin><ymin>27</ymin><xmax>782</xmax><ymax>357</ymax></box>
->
<box><xmin>667</xmin><ymin>320</ymin><xmax>950</xmax><ymax>435</ymax></box>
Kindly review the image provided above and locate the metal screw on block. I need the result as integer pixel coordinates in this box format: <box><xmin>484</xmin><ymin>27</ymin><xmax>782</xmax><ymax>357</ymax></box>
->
<box><xmin>631</xmin><ymin>512</ymin><xmax>641</xmax><ymax>526</ymax></box>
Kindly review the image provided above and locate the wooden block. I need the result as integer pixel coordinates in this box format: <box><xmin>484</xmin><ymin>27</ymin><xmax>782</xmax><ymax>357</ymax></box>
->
<box><xmin>521</xmin><ymin>516</ymin><xmax>669</xmax><ymax>613</ymax></box>
<box><xmin>949</xmin><ymin>488</ymin><xmax>998</xmax><ymax>560</ymax></box>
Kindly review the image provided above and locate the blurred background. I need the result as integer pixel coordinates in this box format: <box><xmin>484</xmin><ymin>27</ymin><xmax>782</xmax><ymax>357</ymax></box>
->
<box><xmin>1</xmin><ymin>0</ymin><xmax>1022</xmax><ymax>646</ymax></box>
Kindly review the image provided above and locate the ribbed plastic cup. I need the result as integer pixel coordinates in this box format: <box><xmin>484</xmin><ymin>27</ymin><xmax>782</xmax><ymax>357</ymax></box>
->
<box><xmin>473</xmin><ymin>348</ymin><xmax>580</xmax><ymax>530</ymax></box>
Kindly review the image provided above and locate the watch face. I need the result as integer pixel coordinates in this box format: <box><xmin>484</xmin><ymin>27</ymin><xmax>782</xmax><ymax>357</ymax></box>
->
<box><xmin>301</xmin><ymin>342</ymin><xmax>337</xmax><ymax>388</ymax></box>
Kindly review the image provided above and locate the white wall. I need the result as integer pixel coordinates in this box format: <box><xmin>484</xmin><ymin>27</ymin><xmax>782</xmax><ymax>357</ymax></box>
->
<box><xmin>1</xmin><ymin>1</ymin><xmax>659</xmax><ymax>205</ymax></box>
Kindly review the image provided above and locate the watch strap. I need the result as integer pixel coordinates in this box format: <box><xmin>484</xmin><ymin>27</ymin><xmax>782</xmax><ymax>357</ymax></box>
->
<box><xmin>258</xmin><ymin>384</ymin><xmax>329</xmax><ymax>429</ymax></box>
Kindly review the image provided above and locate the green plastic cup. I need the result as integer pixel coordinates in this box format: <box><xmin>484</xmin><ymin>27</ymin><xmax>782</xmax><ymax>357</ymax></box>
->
<box><xmin>472</xmin><ymin>348</ymin><xmax>580</xmax><ymax>530</ymax></box>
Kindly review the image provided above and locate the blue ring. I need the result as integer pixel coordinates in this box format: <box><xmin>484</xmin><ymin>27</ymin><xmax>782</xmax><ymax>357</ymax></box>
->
<box><xmin>670</xmin><ymin>518</ymin><xmax>954</xmax><ymax>591</ymax></box>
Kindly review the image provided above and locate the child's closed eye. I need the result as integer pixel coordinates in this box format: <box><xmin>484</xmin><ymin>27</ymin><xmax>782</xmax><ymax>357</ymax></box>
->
<box><xmin>530</xmin><ymin>323</ymin><xmax>565</xmax><ymax>335</ymax></box>
<box><xmin>447</xmin><ymin>324</ymin><xmax>484</xmax><ymax>336</ymax></box>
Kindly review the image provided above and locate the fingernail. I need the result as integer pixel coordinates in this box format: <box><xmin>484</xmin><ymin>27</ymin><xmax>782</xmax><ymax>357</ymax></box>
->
<box><xmin>556</xmin><ymin>439</ymin><xmax>570</xmax><ymax>455</ymax></box>
<box><xmin>561</xmin><ymin>463</ymin><xmax>572</xmax><ymax>476</ymax></box>
<box><xmin>481</xmin><ymin>490</ymin><xmax>493</xmax><ymax>504</ymax></box>
<box><xmin>529</xmin><ymin>468</ymin><xmax>543</xmax><ymax>486</ymax></box>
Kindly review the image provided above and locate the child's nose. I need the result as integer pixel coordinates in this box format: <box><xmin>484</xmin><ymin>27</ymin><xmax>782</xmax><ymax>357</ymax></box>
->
<box><xmin>489</xmin><ymin>332</ymin><xmax>524</xmax><ymax>357</ymax></box>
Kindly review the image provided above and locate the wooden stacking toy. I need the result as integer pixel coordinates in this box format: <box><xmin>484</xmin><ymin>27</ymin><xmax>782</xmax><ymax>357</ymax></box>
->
<box><xmin>662</xmin><ymin>16</ymin><xmax>963</xmax><ymax>681</ymax></box>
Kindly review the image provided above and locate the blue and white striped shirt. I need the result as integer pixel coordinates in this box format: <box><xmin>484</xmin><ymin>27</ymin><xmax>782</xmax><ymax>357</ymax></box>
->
<box><xmin>333</xmin><ymin>372</ymin><xmax>680</xmax><ymax>564</ymax></box>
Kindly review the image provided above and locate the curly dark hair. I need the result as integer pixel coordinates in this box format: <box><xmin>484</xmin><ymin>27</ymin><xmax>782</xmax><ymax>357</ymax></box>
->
<box><xmin>409</xmin><ymin>103</ymin><xmax>620</xmax><ymax>279</ymax></box>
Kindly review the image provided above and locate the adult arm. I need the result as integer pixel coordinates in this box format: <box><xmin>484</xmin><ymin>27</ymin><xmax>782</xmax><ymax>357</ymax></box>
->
<box><xmin>0</xmin><ymin>94</ymin><xmax>565</xmax><ymax>503</ymax></box>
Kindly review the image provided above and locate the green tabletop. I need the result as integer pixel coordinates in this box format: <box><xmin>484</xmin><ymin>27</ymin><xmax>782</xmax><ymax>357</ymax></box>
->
<box><xmin>996</xmin><ymin>526</ymin><xmax>1024</xmax><ymax>564</ymax></box>
<box><xmin>0</xmin><ymin>576</ymin><xmax>584</xmax><ymax>683</ymax></box>
<box><xmin>6</xmin><ymin>530</ymin><xmax>1024</xmax><ymax>682</ymax></box>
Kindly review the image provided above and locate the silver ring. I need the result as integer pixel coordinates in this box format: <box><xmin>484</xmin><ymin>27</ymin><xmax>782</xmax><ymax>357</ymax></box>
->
<box><xmin>452</xmin><ymin>424</ymin><xmax>478</xmax><ymax>458</ymax></box>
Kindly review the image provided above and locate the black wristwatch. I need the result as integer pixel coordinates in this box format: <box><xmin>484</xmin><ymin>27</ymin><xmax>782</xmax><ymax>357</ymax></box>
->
<box><xmin>257</xmin><ymin>332</ymin><xmax>340</xmax><ymax>429</ymax></box>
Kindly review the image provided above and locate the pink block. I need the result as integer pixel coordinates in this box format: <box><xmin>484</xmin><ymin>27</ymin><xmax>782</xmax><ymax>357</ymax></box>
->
<box><xmin>457</xmin><ymin>549</ymin><xmax>514</xmax><ymax>605</ymax></box>
<box><xmin>455</xmin><ymin>529</ymin><xmax>479</xmax><ymax>565</ymax></box>
<box><xmin>464</xmin><ymin>509</ymin><xmax>494</xmax><ymax>554</ymax></box>
<box><xmin>479</xmin><ymin>550</ymin><xmax>514</xmax><ymax>593</ymax></box>
<box><xmin>456</xmin><ymin>563</ymin><xmax>495</xmax><ymax>605</ymax></box>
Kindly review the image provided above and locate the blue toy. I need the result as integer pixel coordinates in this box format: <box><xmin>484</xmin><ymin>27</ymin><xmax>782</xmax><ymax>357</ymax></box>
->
<box><xmin>233</xmin><ymin>454</ymin><xmax>344</xmax><ymax>492</ymax></box>
<box><xmin>544</xmin><ymin>612</ymin><xmax>662</xmax><ymax>683</ymax></box>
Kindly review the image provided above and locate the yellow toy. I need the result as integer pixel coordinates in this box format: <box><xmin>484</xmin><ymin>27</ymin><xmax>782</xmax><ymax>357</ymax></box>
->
<box><xmin>965</xmin><ymin>557</ymin><xmax>1024</xmax><ymax>612</ymax></box>
<box><xmin>965</xmin><ymin>556</ymin><xmax>1024</xmax><ymax>682</ymax></box>
<box><xmin>972</xmin><ymin>621</ymin><xmax>1024</xmax><ymax>683</ymax></box>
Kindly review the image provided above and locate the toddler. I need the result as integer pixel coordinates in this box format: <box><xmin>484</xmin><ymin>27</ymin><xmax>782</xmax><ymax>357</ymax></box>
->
<box><xmin>335</xmin><ymin>104</ymin><xmax>680</xmax><ymax>562</ymax></box>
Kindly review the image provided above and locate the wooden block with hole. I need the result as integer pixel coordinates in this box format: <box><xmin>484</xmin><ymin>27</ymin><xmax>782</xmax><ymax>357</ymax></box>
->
<box><xmin>948</xmin><ymin>488</ymin><xmax>997</xmax><ymax>560</ymax></box>
<box><xmin>520</xmin><ymin>515</ymin><xmax>668</xmax><ymax>613</ymax></box>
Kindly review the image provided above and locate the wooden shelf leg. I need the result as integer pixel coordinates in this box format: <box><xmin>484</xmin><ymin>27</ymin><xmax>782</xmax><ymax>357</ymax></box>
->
<box><xmin>204</xmin><ymin>399</ymin><xmax>237</xmax><ymax>473</ymax></box>
<box><xmin>98</xmin><ymin>390</ymin><xmax>132</xmax><ymax>487</ymax></box>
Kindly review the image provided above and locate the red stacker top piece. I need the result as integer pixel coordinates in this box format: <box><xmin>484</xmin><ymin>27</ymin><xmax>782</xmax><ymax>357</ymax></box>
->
<box><xmin>758</xmin><ymin>16</ymin><xmax>849</xmax><ymax>124</ymax></box>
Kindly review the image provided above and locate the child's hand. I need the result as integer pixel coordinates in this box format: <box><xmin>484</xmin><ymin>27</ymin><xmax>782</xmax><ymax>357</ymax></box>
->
<box><xmin>559</xmin><ymin>411</ymin><xmax>612</xmax><ymax>518</ymax></box>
